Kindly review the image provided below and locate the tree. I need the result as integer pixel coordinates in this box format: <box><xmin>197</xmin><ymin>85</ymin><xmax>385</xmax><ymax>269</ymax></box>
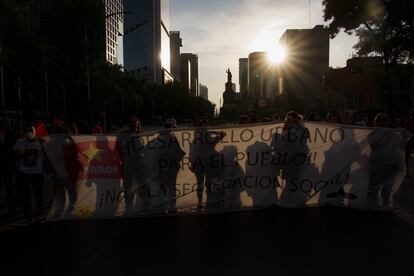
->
<box><xmin>323</xmin><ymin>0</ymin><xmax>414</xmax><ymax>116</ymax></box>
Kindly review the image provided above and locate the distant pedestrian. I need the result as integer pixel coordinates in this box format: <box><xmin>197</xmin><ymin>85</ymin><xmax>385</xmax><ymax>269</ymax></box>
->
<box><xmin>163</xmin><ymin>118</ymin><xmax>177</xmax><ymax>129</ymax></box>
<box><xmin>122</xmin><ymin>116</ymin><xmax>141</xmax><ymax>135</ymax></box>
<box><xmin>51</xmin><ymin>117</ymin><xmax>67</xmax><ymax>134</ymax></box>
<box><xmin>34</xmin><ymin>120</ymin><xmax>48</xmax><ymax>138</ymax></box>
<box><xmin>13</xmin><ymin>126</ymin><xmax>45</xmax><ymax>225</ymax></box>
<box><xmin>239</xmin><ymin>115</ymin><xmax>251</xmax><ymax>125</ymax></box>
<box><xmin>308</xmin><ymin>112</ymin><xmax>321</xmax><ymax>122</ymax></box>
<box><xmin>285</xmin><ymin>110</ymin><xmax>302</xmax><ymax>122</ymax></box>
<box><xmin>368</xmin><ymin>113</ymin><xmax>400</xmax><ymax>209</ymax></box>
<box><xmin>66</xmin><ymin>121</ymin><xmax>79</xmax><ymax>135</ymax></box>
<box><xmin>261</xmin><ymin>116</ymin><xmax>273</xmax><ymax>123</ymax></box>
<box><xmin>326</xmin><ymin>111</ymin><xmax>342</xmax><ymax>124</ymax></box>
<box><xmin>91</xmin><ymin>122</ymin><xmax>103</xmax><ymax>135</ymax></box>
<box><xmin>404</xmin><ymin>112</ymin><xmax>414</xmax><ymax>177</ymax></box>
<box><xmin>373</xmin><ymin>113</ymin><xmax>391</xmax><ymax>128</ymax></box>
<box><xmin>198</xmin><ymin>119</ymin><xmax>210</xmax><ymax>128</ymax></box>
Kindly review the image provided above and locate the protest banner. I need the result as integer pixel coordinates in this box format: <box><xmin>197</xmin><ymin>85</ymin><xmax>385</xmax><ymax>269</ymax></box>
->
<box><xmin>43</xmin><ymin>122</ymin><xmax>409</xmax><ymax>220</ymax></box>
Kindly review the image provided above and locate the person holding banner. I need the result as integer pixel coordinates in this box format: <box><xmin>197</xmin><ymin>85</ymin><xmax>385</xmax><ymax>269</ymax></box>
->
<box><xmin>278</xmin><ymin>111</ymin><xmax>319</xmax><ymax>207</ymax></box>
<box><xmin>13</xmin><ymin>126</ymin><xmax>45</xmax><ymax>225</ymax></box>
<box><xmin>405</xmin><ymin>112</ymin><xmax>414</xmax><ymax>177</ymax></box>
<box><xmin>368</xmin><ymin>113</ymin><xmax>402</xmax><ymax>210</ymax></box>
<box><xmin>190</xmin><ymin>119</ymin><xmax>211</xmax><ymax>210</ymax></box>
<box><xmin>122</xmin><ymin>116</ymin><xmax>141</xmax><ymax>135</ymax></box>
<box><xmin>0</xmin><ymin>118</ymin><xmax>16</xmax><ymax>214</ymax></box>
<box><xmin>142</xmin><ymin>118</ymin><xmax>184</xmax><ymax>214</ymax></box>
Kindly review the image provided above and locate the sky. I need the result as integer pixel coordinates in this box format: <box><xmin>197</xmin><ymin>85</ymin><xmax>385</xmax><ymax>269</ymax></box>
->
<box><xmin>170</xmin><ymin>0</ymin><xmax>359</xmax><ymax>108</ymax></box>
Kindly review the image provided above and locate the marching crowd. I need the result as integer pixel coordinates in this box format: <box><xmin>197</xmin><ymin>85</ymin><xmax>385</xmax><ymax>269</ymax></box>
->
<box><xmin>0</xmin><ymin>110</ymin><xmax>413</xmax><ymax>225</ymax></box>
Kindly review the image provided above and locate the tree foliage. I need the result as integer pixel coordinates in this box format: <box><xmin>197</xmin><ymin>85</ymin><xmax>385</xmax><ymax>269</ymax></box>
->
<box><xmin>323</xmin><ymin>0</ymin><xmax>414</xmax><ymax>65</ymax></box>
<box><xmin>0</xmin><ymin>0</ymin><xmax>215</xmax><ymax>123</ymax></box>
<box><xmin>323</xmin><ymin>0</ymin><xmax>414</xmax><ymax>115</ymax></box>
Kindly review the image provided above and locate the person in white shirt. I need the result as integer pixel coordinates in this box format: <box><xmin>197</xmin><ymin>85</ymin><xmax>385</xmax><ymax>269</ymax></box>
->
<box><xmin>13</xmin><ymin>126</ymin><xmax>44</xmax><ymax>224</ymax></box>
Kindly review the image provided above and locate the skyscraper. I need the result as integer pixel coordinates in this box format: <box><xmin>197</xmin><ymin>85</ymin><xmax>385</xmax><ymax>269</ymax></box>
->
<box><xmin>180</xmin><ymin>53</ymin><xmax>199</xmax><ymax>97</ymax></box>
<box><xmin>124</xmin><ymin>0</ymin><xmax>173</xmax><ymax>84</ymax></box>
<box><xmin>248</xmin><ymin>52</ymin><xmax>270</xmax><ymax>101</ymax></box>
<box><xmin>104</xmin><ymin>0</ymin><xmax>124</xmax><ymax>65</ymax></box>
<box><xmin>200</xmin><ymin>84</ymin><xmax>208</xmax><ymax>100</ymax></box>
<box><xmin>170</xmin><ymin>31</ymin><xmax>182</xmax><ymax>81</ymax></box>
<box><xmin>180</xmin><ymin>58</ymin><xmax>191</xmax><ymax>94</ymax></box>
<box><xmin>239</xmin><ymin>58</ymin><xmax>248</xmax><ymax>97</ymax></box>
<box><xmin>279</xmin><ymin>25</ymin><xmax>329</xmax><ymax>98</ymax></box>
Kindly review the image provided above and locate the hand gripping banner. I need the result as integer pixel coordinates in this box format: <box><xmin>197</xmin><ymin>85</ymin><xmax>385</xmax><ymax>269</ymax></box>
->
<box><xmin>43</xmin><ymin>122</ymin><xmax>410</xmax><ymax>220</ymax></box>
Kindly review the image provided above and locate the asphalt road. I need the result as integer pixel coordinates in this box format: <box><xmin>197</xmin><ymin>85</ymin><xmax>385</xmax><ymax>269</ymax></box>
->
<box><xmin>1</xmin><ymin>206</ymin><xmax>414</xmax><ymax>276</ymax></box>
<box><xmin>1</xmin><ymin>176</ymin><xmax>414</xmax><ymax>275</ymax></box>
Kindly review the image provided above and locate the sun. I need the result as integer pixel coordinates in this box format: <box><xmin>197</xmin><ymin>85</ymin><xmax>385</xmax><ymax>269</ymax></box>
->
<box><xmin>268</xmin><ymin>44</ymin><xmax>287</xmax><ymax>64</ymax></box>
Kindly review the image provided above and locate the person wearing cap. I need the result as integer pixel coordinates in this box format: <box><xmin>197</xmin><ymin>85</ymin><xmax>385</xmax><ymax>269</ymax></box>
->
<box><xmin>154</xmin><ymin>117</ymin><xmax>184</xmax><ymax>213</ymax></box>
<box><xmin>163</xmin><ymin>118</ymin><xmax>177</xmax><ymax>129</ymax></box>
<box><xmin>13</xmin><ymin>126</ymin><xmax>45</xmax><ymax>225</ymax></box>
<box><xmin>0</xmin><ymin>118</ymin><xmax>16</xmax><ymax>213</ymax></box>
<box><xmin>51</xmin><ymin>117</ymin><xmax>67</xmax><ymax>134</ymax></box>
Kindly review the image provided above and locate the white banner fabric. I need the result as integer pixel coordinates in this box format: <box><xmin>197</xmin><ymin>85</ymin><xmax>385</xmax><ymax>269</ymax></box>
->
<box><xmin>43</xmin><ymin>122</ymin><xmax>409</xmax><ymax>220</ymax></box>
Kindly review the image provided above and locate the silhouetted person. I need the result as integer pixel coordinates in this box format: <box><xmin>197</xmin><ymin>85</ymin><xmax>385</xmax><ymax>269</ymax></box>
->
<box><xmin>144</xmin><ymin>118</ymin><xmax>185</xmax><ymax>214</ymax></box>
<box><xmin>277</xmin><ymin>111</ymin><xmax>318</xmax><ymax>207</ymax></box>
<box><xmin>196</xmin><ymin>130</ymin><xmax>227</xmax><ymax>210</ymax></box>
<box><xmin>217</xmin><ymin>146</ymin><xmax>245</xmax><ymax>210</ymax></box>
<box><xmin>261</xmin><ymin>116</ymin><xmax>273</xmax><ymax>123</ymax></box>
<box><xmin>320</xmin><ymin>128</ymin><xmax>359</xmax><ymax>207</ymax></box>
<box><xmin>91</xmin><ymin>121</ymin><xmax>103</xmax><ymax>135</ymax></box>
<box><xmin>368</xmin><ymin>113</ymin><xmax>402</xmax><ymax>209</ymax></box>
<box><xmin>189</xmin><ymin>119</ymin><xmax>211</xmax><ymax>210</ymax></box>
<box><xmin>245</xmin><ymin>141</ymin><xmax>279</xmax><ymax>207</ymax></box>
<box><xmin>327</xmin><ymin>111</ymin><xmax>342</xmax><ymax>124</ymax></box>
<box><xmin>0</xmin><ymin>118</ymin><xmax>16</xmax><ymax>213</ymax></box>
<box><xmin>308</xmin><ymin>112</ymin><xmax>321</xmax><ymax>122</ymax></box>
<box><xmin>51</xmin><ymin>117</ymin><xmax>68</xmax><ymax>134</ymax></box>
<box><xmin>122</xmin><ymin>116</ymin><xmax>141</xmax><ymax>135</ymax></box>
<box><xmin>49</xmin><ymin>134</ymin><xmax>81</xmax><ymax>218</ymax></box>
<box><xmin>118</xmin><ymin>114</ymin><xmax>142</xmax><ymax>213</ymax></box>
<box><xmin>119</xmin><ymin>117</ymin><xmax>147</xmax><ymax>215</ymax></box>
<box><xmin>239</xmin><ymin>115</ymin><xmax>251</xmax><ymax>125</ymax></box>
<box><xmin>66</xmin><ymin>121</ymin><xmax>79</xmax><ymax>135</ymax></box>
<box><xmin>404</xmin><ymin>112</ymin><xmax>414</xmax><ymax>177</ymax></box>
<box><xmin>13</xmin><ymin>126</ymin><xmax>45</xmax><ymax>225</ymax></box>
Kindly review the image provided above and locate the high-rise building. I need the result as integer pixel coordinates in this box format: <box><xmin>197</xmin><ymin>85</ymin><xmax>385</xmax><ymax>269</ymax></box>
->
<box><xmin>248</xmin><ymin>52</ymin><xmax>270</xmax><ymax>101</ymax></box>
<box><xmin>104</xmin><ymin>0</ymin><xmax>124</xmax><ymax>66</ymax></box>
<box><xmin>247</xmin><ymin>52</ymin><xmax>282</xmax><ymax>106</ymax></box>
<box><xmin>239</xmin><ymin>58</ymin><xmax>248</xmax><ymax>97</ymax></box>
<box><xmin>200</xmin><ymin>84</ymin><xmax>208</xmax><ymax>100</ymax></box>
<box><xmin>279</xmin><ymin>25</ymin><xmax>329</xmax><ymax>98</ymax></box>
<box><xmin>124</xmin><ymin>0</ymin><xmax>173</xmax><ymax>84</ymax></box>
<box><xmin>180</xmin><ymin>58</ymin><xmax>191</xmax><ymax>94</ymax></box>
<box><xmin>170</xmin><ymin>31</ymin><xmax>182</xmax><ymax>81</ymax></box>
<box><xmin>180</xmin><ymin>53</ymin><xmax>199</xmax><ymax>97</ymax></box>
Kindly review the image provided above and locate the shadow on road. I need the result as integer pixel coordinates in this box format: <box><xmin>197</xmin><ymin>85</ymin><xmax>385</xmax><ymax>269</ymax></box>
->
<box><xmin>1</xmin><ymin>207</ymin><xmax>414</xmax><ymax>275</ymax></box>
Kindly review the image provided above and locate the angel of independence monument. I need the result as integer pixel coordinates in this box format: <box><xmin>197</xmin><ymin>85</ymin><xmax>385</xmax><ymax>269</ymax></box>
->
<box><xmin>220</xmin><ymin>68</ymin><xmax>240</xmax><ymax>120</ymax></box>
